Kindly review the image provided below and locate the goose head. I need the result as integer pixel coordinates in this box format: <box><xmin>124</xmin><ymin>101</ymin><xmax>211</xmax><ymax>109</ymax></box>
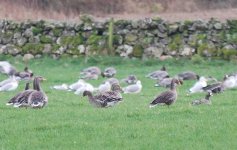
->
<box><xmin>111</xmin><ymin>83</ymin><xmax>123</xmax><ymax>92</ymax></box>
<box><xmin>83</xmin><ymin>91</ymin><xmax>93</xmax><ymax>97</ymax></box>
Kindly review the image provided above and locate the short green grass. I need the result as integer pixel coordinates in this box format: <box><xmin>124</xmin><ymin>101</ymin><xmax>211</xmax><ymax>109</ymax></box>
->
<box><xmin>0</xmin><ymin>56</ymin><xmax>237</xmax><ymax>150</ymax></box>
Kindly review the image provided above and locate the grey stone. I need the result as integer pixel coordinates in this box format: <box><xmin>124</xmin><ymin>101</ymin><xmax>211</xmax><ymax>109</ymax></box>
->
<box><xmin>125</xmin><ymin>34</ymin><xmax>138</xmax><ymax>43</ymax></box>
<box><xmin>180</xmin><ymin>45</ymin><xmax>195</xmax><ymax>56</ymax></box>
<box><xmin>24</xmin><ymin>28</ymin><xmax>34</xmax><ymax>37</ymax></box>
<box><xmin>23</xmin><ymin>54</ymin><xmax>34</xmax><ymax>61</ymax></box>
<box><xmin>13</xmin><ymin>32</ymin><xmax>21</xmax><ymax>39</ymax></box>
<box><xmin>35</xmin><ymin>54</ymin><xmax>42</xmax><ymax>58</ymax></box>
<box><xmin>43</xmin><ymin>44</ymin><xmax>52</xmax><ymax>54</ymax></box>
<box><xmin>17</xmin><ymin>37</ymin><xmax>27</xmax><ymax>46</ymax></box>
<box><xmin>78</xmin><ymin>45</ymin><xmax>86</xmax><ymax>54</ymax></box>
<box><xmin>214</xmin><ymin>22</ymin><xmax>222</xmax><ymax>30</ymax></box>
<box><xmin>116</xmin><ymin>45</ymin><xmax>133</xmax><ymax>57</ymax></box>
<box><xmin>143</xmin><ymin>46</ymin><xmax>163</xmax><ymax>58</ymax></box>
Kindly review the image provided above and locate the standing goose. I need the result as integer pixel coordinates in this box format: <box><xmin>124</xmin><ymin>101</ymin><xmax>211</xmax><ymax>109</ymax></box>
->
<box><xmin>191</xmin><ymin>92</ymin><xmax>213</xmax><ymax>105</ymax></box>
<box><xmin>121</xmin><ymin>75</ymin><xmax>137</xmax><ymax>85</ymax></box>
<box><xmin>122</xmin><ymin>80</ymin><xmax>142</xmax><ymax>94</ymax></box>
<box><xmin>101</xmin><ymin>67</ymin><xmax>117</xmax><ymax>78</ymax></box>
<box><xmin>6</xmin><ymin>82</ymin><xmax>30</xmax><ymax>106</ymax></box>
<box><xmin>0</xmin><ymin>61</ymin><xmax>17</xmax><ymax>76</ymax></box>
<box><xmin>177</xmin><ymin>71</ymin><xmax>199</xmax><ymax>80</ymax></box>
<box><xmin>0</xmin><ymin>76</ymin><xmax>19</xmax><ymax>92</ymax></box>
<box><xmin>149</xmin><ymin>78</ymin><xmax>181</xmax><ymax>108</ymax></box>
<box><xmin>27</xmin><ymin>76</ymin><xmax>48</xmax><ymax>108</ymax></box>
<box><xmin>83</xmin><ymin>83</ymin><xmax>123</xmax><ymax>108</ymax></box>
<box><xmin>146</xmin><ymin>66</ymin><xmax>169</xmax><ymax>80</ymax></box>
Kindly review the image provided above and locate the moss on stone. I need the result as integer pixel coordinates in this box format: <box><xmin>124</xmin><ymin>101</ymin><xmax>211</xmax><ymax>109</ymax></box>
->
<box><xmin>32</xmin><ymin>27</ymin><xmax>43</xmax><ymax>35</ymax></box>
<box><xmin>52</xmin><ymin>28</ymin><xmax>62</xmax><ymax>37</ymax></box>
<box><xmin>40</xmin><ymin>35</ymin><xmax>53</xmax><ymax>44</ymax></box>
<box><xmin>51</xmin><ymin>44</ymin><xmax>60</xmax><ymax>52</ymax></box>
<box><xmin>221</xmin><ymin>49</ymin><xmax>237</xmax><ymax>60</ymax></box>
<box><xmin>132</xmin><ymin>44</ymin><xmax>144</xmax><ymax>58</ymax></box>
<box><xmin>22</xmin><ymin>43</ymin><xmax>44</xmax><ymax>54</ymax></box>
<box><xmin>61</xmin><ymin>34</ymin><xmax>83</xmax><ymax>46</ymax></box>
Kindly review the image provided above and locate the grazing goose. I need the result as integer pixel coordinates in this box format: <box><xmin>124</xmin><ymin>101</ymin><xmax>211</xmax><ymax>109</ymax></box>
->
<box><xmin>146</xmin><ymin>66</ymin><xmax>169</xmax><ymax>80</ymax></box>
<box><xmin>123</xmin><ymin>80</ymin><xmax>142</xmax><ymax>94</ymax></box>
<box><xmin>177</xmin><ymin>71</ymin><xmax>199</xmax><ymax>80</ymax></box>
<box><xmin>149</xmin><ymin>78</ymin><xmax>181</xmax><ymax>108</ymax></box>
<box><xmin>6</xmin><ymin>82</ymin><xmax>31</xmax><ymax>106</ymax></box>
<box><xmin>51</xmin><ymin>83</ymin><xmax>68</xmax><ymax>91</ymax></box>
<box><xmin>121</xmin><ymin>75</ymin><xmax>137</xmax><ymax>85</ymax></box>
<box><xmin>101</xmin><ymin>67</ymin><xmax>117</xmax><ymax>78</ymax></box>
<box><xmin>83</xmin><ymin>83</ymin><xmax>123</xmax><ymax>108</ymax></box>
<box><xmin>188</xmin><ymin>76</ymin><xmax>208</xmax><ymax>94</ymax></box>
<box><xmin>105</xmin><ymin>78</ymin><xmax>120</xmax><ymax>85</ymax></box>
<box><xmin>27</xmin><ymin>76</ymin><xmax>48</xmax><ymax>108</ymax></box>
<box><xmin>74</xmin><ymin>82</ymin><xmax>94</xmax><ymax>95</ymax></box>
<box><xmin>0</xmin><ymin>61</ymin><xmax>17</xmax><ymax>76</ymax></box>
<box><xmin>155</xmin><ymin>77</ymin><xmax>183</xmax><ymax>88</ymax></box>
<box><xmin>68</xmin><ymin>79</ymin><xmax>86</xmax><ymax>91</ymax></box>
<box><xmin>0</xmin><ymin>76</ymin><xmax>19</xmax><ymax>92</ymax></box>
<box><xmin>80</xmin><ymin>66</ymin><xmax>101</xmax><ymax>76</ymax></box>
<box><xmin>96</xmin><ymin>81</ymin><xmax>111</xmax><ymax>93</ymax></box>
<box><xmin>191</xmin><ymin>92</ymin><xmax>212</xmax><ymax>105</ymax></box>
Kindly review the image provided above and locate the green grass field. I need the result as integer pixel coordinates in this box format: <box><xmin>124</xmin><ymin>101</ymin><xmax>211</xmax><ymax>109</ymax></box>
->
<box><xmin>0</xmin><ymin>56</ymin><xmax>237</xmax><ymax>150</ymax></box>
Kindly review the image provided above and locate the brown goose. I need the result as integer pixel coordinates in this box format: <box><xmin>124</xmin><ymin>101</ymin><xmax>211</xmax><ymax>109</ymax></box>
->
<box><xmin>177</xmin><ymin>71</ymin><xmax>199</xmax><ymax>80</ymax></box>
<box><xmin>27</xmin><ymin>76</ymin><xmax>48</xmax><ymax>108</ymax></box>
<box><xmin>15</xmin><ymin>67</ymin><xmax>34</xmax><ymax>80</ymax></box>
<box><xmin>191</xmin><ymin>92</ymin><xmax>212</xmax><ymax>105</ymax></box>
<box><xmin>83</xmin><ymin>83</ymin><xmax>123</xmax><ymax>108</ymax></box>
<box><xmin>146</xmin><ymin>66</ymin><xmax>169</xmax><ymax>80</ymax></box>
<box><xmin>101</xmin><ymin>67</ymin><xmax>117</xmax><ymax>78</ymax></box>
<box><xmin>149</xmin><ymin>78</ymin><xmax>181</xmax><ymax>108</ymax></box>
<box><xmin>6</xmin><ymin>82</ymin><xmax>30</xmax><ymax>106</ymax></box>
<box><xmin>13</xmin><ymin>76</ymin><xmax>47</xmax><ymax>108</ymax></box>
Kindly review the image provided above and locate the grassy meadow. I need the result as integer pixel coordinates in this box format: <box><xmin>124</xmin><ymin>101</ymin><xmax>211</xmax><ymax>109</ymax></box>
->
<box><xmin>0</xmin><ymin>55</ymin><xmax>237</xmax><ymax>150</ymax></box>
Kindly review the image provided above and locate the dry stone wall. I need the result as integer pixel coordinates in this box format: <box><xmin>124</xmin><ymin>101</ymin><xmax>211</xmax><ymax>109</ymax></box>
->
<box><xmin>0</xmin><ymin>17</ymin><xmax>237</xmax><ymax>60</ymax></box>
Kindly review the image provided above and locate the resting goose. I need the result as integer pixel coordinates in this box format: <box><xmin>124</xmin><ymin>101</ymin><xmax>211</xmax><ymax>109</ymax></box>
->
<box><xmin>12</xmin><ymin>76</ymin><xmax>47</xmax><ymax>108</ymax></box>
<box><xmin>105</xmin><ymin>78</ymin><xmax>120</xmax><ymax>85</ymax></box>
<box><xmin>149</xmin><ymin>78</ymin><xmax>181</xmax><ymax>108</ymax></box>
<box><xmin>121</xmin><ymin>75</ymin><xmax>138</xmax><ymax>85</ymax></box>
<box><xmin>74</xmin><ymin>82</ymin><xmax>94</xmax><ymax>95</ymax></box>
<box><xmin>0</xmin><ymin>61</ymin><xmax>17</xmax><ymax>76</ymax></box>
<box><xmin>177</xmin><ymin>71</ymin><xmax>199</xmax><ymax>80</ymax></box>
<box><xmin>6</xmin><ymin>82</ymin><xmax>30</xmax><ymax>106</ymax></box>
<box><xmin>14</xmin><ymin>67</ymin><xmax>34</xmax><ymax>80</ymax></box>
<box><xmin>146</xmin><ymin>66</ymin><xmax>169</xmax><ymax>80</ymax></box>
<box><xmin>101</xmin><ymin>67</ymin><xmax>117</xmax><ymax>78</ymax></box>
<box><xmin>68</xmin><ymin>79</ymin><xmax>86</xmax><ymax>91</ymax></box>
<box><xmin>0</xmin><ymin>76</ymin><xmax>19</xmax><ymax>92</ymax></box>
<box><xmin>83</xmin><ymin>83</ymin><xmax>123</xmax><ymax>108</ymax></box>
<box><xmin>80</xmin><ymin>66</ymin><xmax>101</xmax><ymax>76</ymax></box>
<box><xmin>122</xmin><ymin>80</ymin><xmax>142</xmax><ymax>94</ymax></box>
<box><xmin>51</xmin><ymin>83</ymin><xmax>69</xmax><ymax>91</ymax></box>
<box><xmin>155</xmin><ymin>77</ymin><xmax>183</xmax><ymax>88</ymax></box>
<box><xmin>27</xmin><ymin>76</ymin><xmax>48</xmax><ymax>108</ymax></box>
<box><xmin>191</xmin><ymin>92</ymin><xmax>212</xmax><ymax>105</ymax></box>
<box><xmin>80</xmin><ymin>72</ymin><xmax>99</xmax><ymax>80</ymax></box>
<box><xmin>96</xmin><ymin>81</ymin><xmax>111</xmax><ymax>93</ymax></box>
<box><xmin>202</xmin><ymin>75</ymin><xmax>236</xmax><ymax>93</ymax></box>
<box><xmin>188</xmin><ymin>76</ymin><xmax>207</xmax><ymax>94</ymax></box>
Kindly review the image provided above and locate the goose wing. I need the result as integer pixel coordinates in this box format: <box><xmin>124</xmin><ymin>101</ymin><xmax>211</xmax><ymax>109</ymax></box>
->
<box><xmin>150</xmin><ymin>91</ymin><xmax>176</xmax><ymax>105</ymax></box>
